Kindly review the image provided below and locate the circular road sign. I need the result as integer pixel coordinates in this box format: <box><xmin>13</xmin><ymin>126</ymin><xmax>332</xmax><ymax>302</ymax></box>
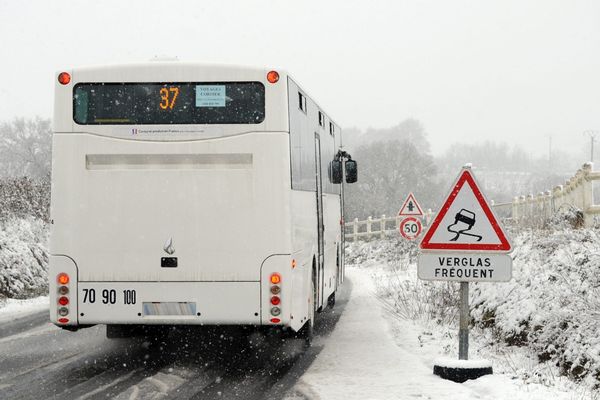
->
<box><xmin>400</xmin><ymin>217</ymin><xmax>422</xmax><ymax>240</ymax></box>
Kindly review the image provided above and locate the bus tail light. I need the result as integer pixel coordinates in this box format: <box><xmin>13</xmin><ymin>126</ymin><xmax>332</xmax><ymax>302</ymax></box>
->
<box><xmin>58</xmin><ymin>72</ymin><xmax>71</xmax><ymax>85</ymax></box>
<box><xmin>268</xmin><ymin>272</ymin><xmax>282</xmax><ymax>320</ymax></box>
<box><xmin>57</xmin><ymin>273</ymin><xmax>70</xmax><ymax>285</ymax></box>
<box><xmin>267</xmin><ymin>70</ymin><xmax>279</xmax><ymax>83</ymax></box>
<box><xmin>270</xmin><ymin>273</ymin><xmax>281</xmax><ymax>284</ymax></box>
<box><xmin>56</xmin><ymin>272</ymin><xmax>70</xmax><ymax>322</ymax></box>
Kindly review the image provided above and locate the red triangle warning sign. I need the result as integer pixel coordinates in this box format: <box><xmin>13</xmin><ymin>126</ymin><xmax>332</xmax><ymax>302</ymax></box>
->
<box><xmin>398</xmin><ymin>192</ymin><xmax>424</xmax><ymax>216</ymax></box>
<box><xmin>420</xmin><ymin>169</ymin><xmax>512</xmax><ymax>252</ymax></box>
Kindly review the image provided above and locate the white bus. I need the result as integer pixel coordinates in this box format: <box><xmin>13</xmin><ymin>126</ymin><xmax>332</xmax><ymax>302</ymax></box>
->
<box><xmin>49</xmin><ymin>62</ymin><xmax>357</xmax><ymax>342</ymax></box>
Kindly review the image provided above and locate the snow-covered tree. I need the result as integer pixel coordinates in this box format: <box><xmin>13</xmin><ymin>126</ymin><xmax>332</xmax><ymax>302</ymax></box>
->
<box><xmin>344</xmin><ymin>120</ymin><xmax>440</xmax><ymax>219</ymax></box>
<box><xmin>0</xmin><ymin>117</ymin><xmax>52</xmax><ymax>179</ymax></box>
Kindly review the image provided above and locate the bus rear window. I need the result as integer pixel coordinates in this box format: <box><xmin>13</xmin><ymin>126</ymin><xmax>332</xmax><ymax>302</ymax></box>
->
<box><xmin>73</xmin><ymin>82</ymin><xmax>265</xmax><ymax>125</ymax></box>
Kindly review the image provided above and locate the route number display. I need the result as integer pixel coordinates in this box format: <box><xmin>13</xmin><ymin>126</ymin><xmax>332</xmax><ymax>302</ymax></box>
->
<box><xmin>400</xmin><ymin>217</ymin><xmax>422</xmax><ymax>240</ymax></box>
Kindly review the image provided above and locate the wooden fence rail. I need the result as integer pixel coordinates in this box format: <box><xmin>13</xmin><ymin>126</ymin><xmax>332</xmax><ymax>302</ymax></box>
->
<box><xmin>345</xmin><ymin>162</ymin><xmax>599</xmax><ymax>241</ymax></box>
<box><xmin>345</xmin><ymin>212</ymin><xmax>434</xmax><ymax>242</ymax></box>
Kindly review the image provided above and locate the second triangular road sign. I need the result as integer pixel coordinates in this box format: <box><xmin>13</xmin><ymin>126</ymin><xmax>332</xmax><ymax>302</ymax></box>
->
<box><xmin>398</xmin><ymin>192</ymin><xmax>424</xmax><ymax>216</ymax></box>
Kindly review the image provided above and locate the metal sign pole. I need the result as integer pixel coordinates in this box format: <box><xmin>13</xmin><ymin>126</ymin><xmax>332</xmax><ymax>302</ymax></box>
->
<box><xmin>422</xmin><ymin>166</ymin><xmax>508</xmax><ymax>381</ymax></box>
<box><xmin>458</xmin><ymin>281</ymin><xmax>469</xmax><ymax>360</ymax></box>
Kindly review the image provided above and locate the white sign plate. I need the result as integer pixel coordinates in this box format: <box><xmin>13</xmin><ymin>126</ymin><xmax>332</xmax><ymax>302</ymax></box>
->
<box><xmin>418</xmin><ymin>252</ymin><xmax>512</xmax><ymax>282</ymax></box>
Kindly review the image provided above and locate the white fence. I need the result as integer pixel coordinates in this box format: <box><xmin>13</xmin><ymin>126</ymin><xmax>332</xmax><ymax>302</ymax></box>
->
<box><xmin>345</xmin><ymin>212</ymin><xmax>434</xmax><ymax>242</ymax></box>
<box><xmin>509</xmin><ymin>162</ymin><xmax>599</xmax><ymax>227</ymax></box>
<box><xmin>345</xmin><ymin>162</ymin><xmax>599</xmax><ymax>241</ymax></box>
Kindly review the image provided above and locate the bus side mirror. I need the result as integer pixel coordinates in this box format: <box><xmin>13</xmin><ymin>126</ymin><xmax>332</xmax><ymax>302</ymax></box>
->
<box><xmin>345</xmin><ymin>160</ymin><xmax>357</xmax><ymax>183</ymax></box>
<box><xmin>329</xmin><ymin>160</ymin><xmax>343</xmax><ymax>184</ymax></box>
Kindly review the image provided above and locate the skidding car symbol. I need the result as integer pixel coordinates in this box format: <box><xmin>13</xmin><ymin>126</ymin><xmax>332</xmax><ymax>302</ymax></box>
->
<box><xmin>447</xmin><ymin>209</ymin><xmax>483</xmax><ymax>242</ymax></box>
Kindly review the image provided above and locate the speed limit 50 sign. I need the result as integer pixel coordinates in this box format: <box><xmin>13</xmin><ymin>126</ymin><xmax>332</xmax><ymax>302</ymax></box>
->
<box><xmin>400</xmin><ymin>217</ymin><xmax>422</xmax><ymax>240</ymax></box>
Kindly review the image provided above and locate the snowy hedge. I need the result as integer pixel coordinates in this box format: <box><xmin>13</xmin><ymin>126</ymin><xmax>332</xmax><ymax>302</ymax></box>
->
<box><xmin>470</xmin><ymin>229</ymin><xmax>600</xmax><ymax>384</ymax></box>
<box><xmin>0</xmin><ymin>177</ymin><xmax>50</xmax><ymax>223</ymax></box>
<box><xmin>0</xmin><ymin>218</ymin><xmax>49</xmax><ymax>299</ymax></box>
<box><xmin>0</xmin><ymin>177</ymin><xmax>50</xmax><ymax>299</ymax></box>
<box><xmin>346</xmin><ymin>228</ymin><xmax>600</xmax><ymax>387</ymax></box>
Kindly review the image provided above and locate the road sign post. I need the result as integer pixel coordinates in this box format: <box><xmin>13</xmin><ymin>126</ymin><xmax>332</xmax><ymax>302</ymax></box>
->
<box><xmin>419</xmin><ymin>165</ymin><xmax>512</xmax><ymax>382</ymax></box>
<box><xmin>459</xmin><ymin>282</ymin><xmax>469</xmax><ymax>360</ymax></box>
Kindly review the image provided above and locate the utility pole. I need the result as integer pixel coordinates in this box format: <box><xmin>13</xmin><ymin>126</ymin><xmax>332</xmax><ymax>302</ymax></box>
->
<box><xmin>584</xmin><ymin>130</ymin><xmax>599</xmax><ymax>162</ymax></box>
<box><xmin>545</xmin><ymin>134</ymin><xmax>552</xmax><ymax>170</ymax></box>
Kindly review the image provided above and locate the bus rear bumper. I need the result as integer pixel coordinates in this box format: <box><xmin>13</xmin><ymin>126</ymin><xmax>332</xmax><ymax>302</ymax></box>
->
<box><xmin>74</xmin><ymin>281</ymin><xmax>264</xmax><ymax>326</ymax></box>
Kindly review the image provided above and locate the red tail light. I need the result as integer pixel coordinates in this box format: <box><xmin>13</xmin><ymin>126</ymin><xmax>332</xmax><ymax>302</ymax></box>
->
<box><xmin>267</xmin><ymin>70</ymin><xmax>279</xmax><ymax>83</ymax></box>
<box><xmin>58</xmin><ymin>318</ymin><xmax>69</xmax><ymax>324</ymax></box>
<box><xmin>270</xmin><ymin>318</ymin><xmax>281</xmax><ymax>323</ymax></box>
<box><xmin>270</xmin><ymin>296</ymin><xmax>281</xmax><ymax>305</ymax></box>
<box><xmin>58</xmin><ymin>72</ymin><xmax>71</xmax><ymax>85</ymax></box>
<box><xmin>58</xmin><ymin>296</ymin><xmax>69</xmax><ymax>306</ymax></box>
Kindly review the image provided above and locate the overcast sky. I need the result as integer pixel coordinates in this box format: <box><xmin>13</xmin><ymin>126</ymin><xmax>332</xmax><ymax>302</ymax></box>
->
<box><xmin>1</xmin><ymin>0</ymin><xmax>599</xmax><ymax>157</ymax></box>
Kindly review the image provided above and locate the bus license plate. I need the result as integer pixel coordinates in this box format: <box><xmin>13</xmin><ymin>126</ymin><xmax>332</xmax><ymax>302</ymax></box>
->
<box><xmin>142</xmin><ymin>302</ymin><xmax>197</xmax><ymax>316</ymax></box>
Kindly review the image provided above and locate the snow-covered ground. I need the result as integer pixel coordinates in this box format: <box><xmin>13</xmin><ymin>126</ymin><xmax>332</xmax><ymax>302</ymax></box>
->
<box><xmin>0</xmin><ymin>296</ymin><xmax>48</xmax><ymax>323</ymax></box>
<box><xmin>284</xmin><ymin>267</ymin><xmax>586</xmax><ymax>400</ymax></box>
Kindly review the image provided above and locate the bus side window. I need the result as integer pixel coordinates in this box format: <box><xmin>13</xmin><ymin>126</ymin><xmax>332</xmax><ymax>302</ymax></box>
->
<box><xmin>329</xmin><ymin>122</ymin><xmax>335</xmax><ymax>136</ymax></box>
<box><xmin>298</xmin><ymin>92</ymin><xmax>307</xmax><ymax>113</ymax></box>
<box><xmin>318</xmin><ymin>111</ymin><xmax>324</xmax><ymax>127</ymax></box>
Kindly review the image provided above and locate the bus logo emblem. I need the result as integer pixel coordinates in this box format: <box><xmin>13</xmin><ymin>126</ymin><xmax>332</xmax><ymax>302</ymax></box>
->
<box><xmin>163</xmin><ymin>238</ymin><xmax>175</xmax><ymax>255</ymax></box>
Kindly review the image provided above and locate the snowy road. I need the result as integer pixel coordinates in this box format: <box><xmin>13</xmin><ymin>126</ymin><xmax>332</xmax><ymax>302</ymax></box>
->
<box><xmin>285</xmin><ymin>268</ymin><xmax>578</xmax><ymax>400</ymax></box>
<box><xmin>0</xmin><ymin>269</ymin><xmax>582</xmax><ymax>399</ymax></box>
<box><xmin>0</xmin><ymin>282</ymin><xmax>352</xmax><ymax>400</ymax></box>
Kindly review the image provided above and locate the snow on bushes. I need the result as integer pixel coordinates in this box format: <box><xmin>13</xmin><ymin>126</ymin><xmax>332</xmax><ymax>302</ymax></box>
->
<box><xmin>0</xmin><ymin>177</ymin><xmax>50</xmax><ymax>223</ymax></box>
<box><xmin>0</xmin><ymin>177</ymin><xmax>50</xmax><ymax>299</ymax></box>
<box><xmin>0</xmin><ymin>217</ymin><xmax>49</xmax><ymax>299</ymax></box>
<box><xmin>346</xmin><ymin>227</ymin><xmax>600</xmax><ymax>388</ymax></box>
<box><xmin>470</xmin><ymin>228</ymin><xmax>600</xmax><ymax>384</ymax></box>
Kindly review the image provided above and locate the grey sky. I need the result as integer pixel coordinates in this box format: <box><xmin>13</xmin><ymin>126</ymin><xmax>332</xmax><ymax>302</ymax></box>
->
<box><xmin>1</xmin><ymin>0</ymin><xmax>599</xmax><ymax>156</ymax></box>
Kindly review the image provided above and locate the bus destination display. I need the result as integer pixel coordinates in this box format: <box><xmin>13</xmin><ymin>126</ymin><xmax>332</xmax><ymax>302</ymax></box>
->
<box><xmin>73</xmin><ymin>82</ymin><xmax>265</xmax><ymax>125</ymax></box>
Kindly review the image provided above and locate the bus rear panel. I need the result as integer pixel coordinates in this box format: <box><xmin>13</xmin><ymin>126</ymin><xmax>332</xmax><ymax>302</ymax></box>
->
<box><xmin>50</xmin><ymin>63</ymin><xmax>344</xmax><ymax>335</ymax></box>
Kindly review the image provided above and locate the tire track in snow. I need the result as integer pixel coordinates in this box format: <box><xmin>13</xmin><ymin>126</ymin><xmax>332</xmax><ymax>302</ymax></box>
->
<box><xmin>0</xmin><ymin>310</ymin><xmax>48</xmax><ymax>339</ymax></box>
<box><xmin>0</xmin><ymin>280</ymin><xmax>352</xmax><ymax>399</ymax></box>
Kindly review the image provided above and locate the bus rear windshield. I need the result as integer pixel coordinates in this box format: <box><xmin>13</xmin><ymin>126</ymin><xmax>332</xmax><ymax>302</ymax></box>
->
<box><xmin>73</xmin><ymin>82</ymin><xmax>265</xmax><ymax>125</ymax></box>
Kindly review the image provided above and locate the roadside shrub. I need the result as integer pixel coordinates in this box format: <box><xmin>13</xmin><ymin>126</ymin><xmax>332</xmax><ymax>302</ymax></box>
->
<box><xmin>0</xmin><ymin>217</ymin><xmax>49</xmax><ymax>299</ymax></box>
<box><xmin>349</xmin><ymin>228</ymin><xmax>600</xmax><ymax>387</ymax></box>
<box><xmin>0</xmin><ymin>176</ymin><xmax>50</xmax><ymax>222</ymax></box>
<box><xmin>469</xmin><ymin>228</ymin><xmax>600</xmax><ymax>384</ymax></box>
